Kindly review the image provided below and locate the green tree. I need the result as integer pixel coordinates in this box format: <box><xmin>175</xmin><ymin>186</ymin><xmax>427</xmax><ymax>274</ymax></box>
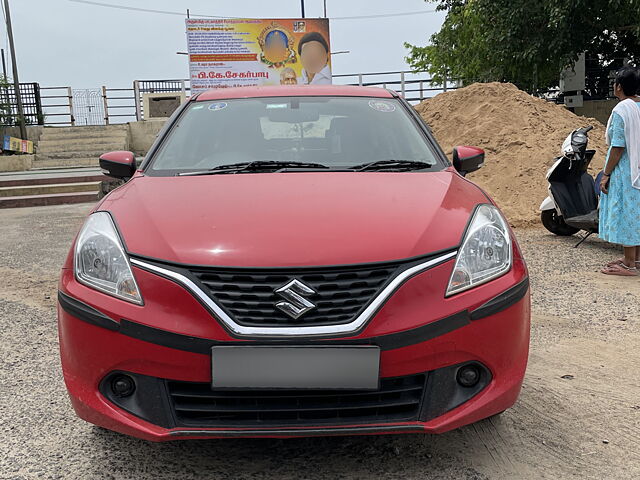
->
<box><xmin>0</xmin><ymin>75</ymin><xmax>15</xmax><ymax>127</ymax></box>
<box><xmin>405</xmin><ymin>0</ymin><xmax>640</xmax><ymax>92</ymax></box>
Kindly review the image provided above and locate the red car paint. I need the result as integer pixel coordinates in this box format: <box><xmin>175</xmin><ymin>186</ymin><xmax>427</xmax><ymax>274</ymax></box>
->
<box><xmin>58</xmin><ymin>85</ymin><xmax>530</xmax><ymax>441</ymax></box>
<box><xmin>99</xmin><ymin>171</ymin><xmax>487</xmax><ymax>267</ymax></box>
<box><xmin>196</xmin><ymin>84</ymin><xmax>394</xmax><ymax>101</ymax></box>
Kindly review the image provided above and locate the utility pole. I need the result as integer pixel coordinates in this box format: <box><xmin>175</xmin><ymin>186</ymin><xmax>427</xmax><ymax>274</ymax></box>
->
<box><xmin>1</xmin><ymin>49</ymin><xmax>6</xmax><ymax>78</ymax></box>
<box><xmin>3</xmin><ymin>0</ymin><xmax>26</xmax><ymax>139</ymax></box>
<box><xmin>323</xmin><ymin>0</ymin><xmax>327</xmax><ymax>17</ymax></box>
<box><xmin>300</xmin><ymin>0</ymin><xmax>305</xmax><ymax>18</ymax></box>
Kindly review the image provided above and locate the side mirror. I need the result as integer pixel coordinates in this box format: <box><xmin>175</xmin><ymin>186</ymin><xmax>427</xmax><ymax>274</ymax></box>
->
<box><xmin>99</xmin><ymin>151</ymin><xmax>136</xmax><ymax>180</ymax></box>
<box><xmin>452</xmin><ymin>146</ymin><xmax>484</xmax><ymax>176</ymax></box>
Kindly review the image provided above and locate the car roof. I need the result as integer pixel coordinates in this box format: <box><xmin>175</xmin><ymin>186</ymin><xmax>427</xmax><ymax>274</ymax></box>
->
<box><xmin>195</xmin><ymin>85</ymin><xmax>395</xmax><ymax>101</ymax></box>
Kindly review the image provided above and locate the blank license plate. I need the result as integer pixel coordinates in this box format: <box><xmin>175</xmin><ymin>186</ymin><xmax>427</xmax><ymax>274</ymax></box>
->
<box><xmin>211</xmin><ymin>346</ymin><xmax>380</xmax><ymax>390</ymax></box>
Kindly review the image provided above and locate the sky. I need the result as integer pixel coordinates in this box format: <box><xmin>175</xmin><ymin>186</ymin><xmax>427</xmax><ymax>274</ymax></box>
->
<box><xmin>4</xmin><ymin>0</ymin><xmax>446</xmax><ymax>90</ymax></box>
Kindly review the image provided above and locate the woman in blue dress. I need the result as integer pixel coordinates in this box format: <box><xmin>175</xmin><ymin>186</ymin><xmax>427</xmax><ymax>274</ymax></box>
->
<box><xmin>599</xmin><ymin>67</ymin><xmax>640</xmax><ymax>276</ymax></box>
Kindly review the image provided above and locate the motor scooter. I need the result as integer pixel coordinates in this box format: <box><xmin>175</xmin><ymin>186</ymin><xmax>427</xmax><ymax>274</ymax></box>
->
<box><xmin>539</xmin><ymin>126</ymin><xmax>601</xmax><ymax>246</ymax></box>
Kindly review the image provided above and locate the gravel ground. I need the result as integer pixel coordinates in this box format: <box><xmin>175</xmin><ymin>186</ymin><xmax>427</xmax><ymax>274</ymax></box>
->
<box><xmin>1</xmin><ymin>203</ymin><xmax>639</xmax><ymax>479</ymax></box>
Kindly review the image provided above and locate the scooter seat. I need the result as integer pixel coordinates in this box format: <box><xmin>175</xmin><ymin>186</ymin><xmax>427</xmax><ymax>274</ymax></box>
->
<box><xmin>549</xmin><ymin>173</ymin><xmax>598</xmax><ymax>220</ymax></box>
<box><xmin>565</xmin><ymin>210</ymin><xmax>598</xmax><ymax>232</ymax></box>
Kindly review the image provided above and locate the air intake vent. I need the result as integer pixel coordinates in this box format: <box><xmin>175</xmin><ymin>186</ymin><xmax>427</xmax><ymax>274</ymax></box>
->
<box><xmin>167</xmin><ymin>373</ymin><xmax>427</xmax><ymax>427</ymax></box>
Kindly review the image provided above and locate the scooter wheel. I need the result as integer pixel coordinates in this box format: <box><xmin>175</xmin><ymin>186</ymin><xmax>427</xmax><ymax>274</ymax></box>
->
<box><xmin>540</xmin><ymin>210</ymin><xmax>580</xmax><ymax>236</ymax></box>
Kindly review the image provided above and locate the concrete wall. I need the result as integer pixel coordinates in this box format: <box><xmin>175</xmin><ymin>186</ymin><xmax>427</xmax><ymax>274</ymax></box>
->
<box><xmin>575</xmin><ymin>99</ymin><xmax>617</xmax><ymax>125</ymax></box>
<box><xmin>0</xmin><ymin>154</ymin><xmax>34</xmax><ymax>172</ymax></box>
<box><xmin>127</xmin><ymin>119</ymin><xmax>167</xmax><ymax>157</ymax></box>
<box><xmin>1</xmin><ymin>126</ymin><xmax>44</xmax><ymax>144</ymax></box>
<box><xmin>0</xmin><ymin>127</ymin><xmax>41</xmax><ymax>172</ymax></box>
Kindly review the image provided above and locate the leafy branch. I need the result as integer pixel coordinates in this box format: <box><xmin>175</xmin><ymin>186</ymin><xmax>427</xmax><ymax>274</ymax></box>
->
<box><xmin>406</xmin><ymin>0</ymin><xmax>640</xmax><ymax>92</ymax></box>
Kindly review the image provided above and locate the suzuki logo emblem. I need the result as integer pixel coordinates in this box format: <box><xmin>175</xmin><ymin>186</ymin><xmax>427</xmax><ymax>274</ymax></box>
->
<box><xmin>275</xmin><ymin>279</ymin><xmax>317</xmax><ymax>319</ymax></box>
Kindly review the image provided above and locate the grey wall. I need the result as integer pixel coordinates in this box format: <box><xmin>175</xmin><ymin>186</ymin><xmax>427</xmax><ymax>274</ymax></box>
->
<box><xmin>127</xmin><ymin>119</ymin><xmax>167</xmax><ymax>157</ymax></box>
<box><xmin>575</xmin><ymin>99</ymin><xmax>617</xmax><ymax>125</ymax></box>
<box><xmin>2</xmin><ymin>126</ymin><xmax>45</xmax><ymax>144</ymax></box>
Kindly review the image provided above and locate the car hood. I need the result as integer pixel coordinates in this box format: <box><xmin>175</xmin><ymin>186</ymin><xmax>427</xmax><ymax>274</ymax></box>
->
<box><xmin>99</xmin><ymin>171</ymin><xmax>489</xmax><ymax>267</ymax></box>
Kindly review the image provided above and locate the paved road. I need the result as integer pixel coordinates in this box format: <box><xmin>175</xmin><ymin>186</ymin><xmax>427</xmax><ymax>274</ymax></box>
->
<box><xmin>1</xmin><ymin>204</ymin><xmax>639</xmax><ymax>479</ymax></box>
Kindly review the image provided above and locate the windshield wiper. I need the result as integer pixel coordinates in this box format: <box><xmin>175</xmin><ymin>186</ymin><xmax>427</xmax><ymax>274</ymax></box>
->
<box><xmin>178</xmin><ymin>160</ymin><xmax>330</xmax><ymax>176</ymax></box>
<box><xmin>351</xmin><ymin>160</ymin><xmax>434</xmax><ymax>172</ymax></box>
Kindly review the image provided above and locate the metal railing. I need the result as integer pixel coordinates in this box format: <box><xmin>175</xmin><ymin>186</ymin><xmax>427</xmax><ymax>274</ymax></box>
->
<box><xmin>0</xmin><ymin>82</ymin><xmax>45</xmax><ymax>126</ymax></box>
<box><xmin>332</xmin><ymin>71</ymin><xmax>459</xmax><ymax>102</ymax></box>
<box><xmin>102</xmin><ymin>86</ymin><xmax>136</xmax><ymax>124</ymax></box>
<box><xmin>39</xmin><ymin>86</ymin><xmax>74</xmax><ymax>125</ymax></box>
<box><xmin>100</xmin><ymin>80</ymin><xmax>190</xmax><ymax>123</ymax></box>
<box><xmin>22</xmin><ymin>71</ymin><xmax>458</xmax><ymax>126</ymax></box>
<box><xmin>110</xmin><ymin>71</ymin><xmax>452</xmax><ymax>123</ymax></box>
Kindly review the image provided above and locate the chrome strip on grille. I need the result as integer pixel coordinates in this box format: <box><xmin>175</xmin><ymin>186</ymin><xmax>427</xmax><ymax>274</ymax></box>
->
<box><xmin>130</xmin><ymin>251</ymin><xmax>457</xmax><ymax>337</ymax></box>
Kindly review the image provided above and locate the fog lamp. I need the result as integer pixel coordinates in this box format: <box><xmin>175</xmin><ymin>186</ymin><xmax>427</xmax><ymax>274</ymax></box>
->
<box><xmin>111</xmin><ymin>375</ymin><xmax>136</xmax><ymax>397</ymax></box>
<box><xmin>457</xmin><ymin>365</ymin><xmax>481</xmax><ymax>388</ymax></box>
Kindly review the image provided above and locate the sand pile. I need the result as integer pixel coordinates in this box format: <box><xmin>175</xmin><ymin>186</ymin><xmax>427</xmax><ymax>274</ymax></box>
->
<box><xmin>415</xmin><ymin>82</ymin><xmax>608</xmax><ymax>226</ymax></box>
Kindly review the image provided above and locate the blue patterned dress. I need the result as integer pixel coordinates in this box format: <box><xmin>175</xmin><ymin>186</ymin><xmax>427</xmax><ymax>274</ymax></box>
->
<box><xmin>598</xmin><ymin>103</ymin><xmax>640</xmax><ymax>246</ymax></box>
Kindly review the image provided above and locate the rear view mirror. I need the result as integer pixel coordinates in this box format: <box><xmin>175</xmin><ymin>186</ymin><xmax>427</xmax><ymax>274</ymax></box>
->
<box><xmin>452</xmin><ymin>146</ymin><xmax>484</xmax><ymax>176</ymax></box>
<box><xmin>266</xmin><ymin>107</ymin><xmax>320</xmax><ymax>123</ymax></box>
<box><xmin>99</xmin><ymin>151</ymin><xmax>136</xmax><ymax>180</ymax></box>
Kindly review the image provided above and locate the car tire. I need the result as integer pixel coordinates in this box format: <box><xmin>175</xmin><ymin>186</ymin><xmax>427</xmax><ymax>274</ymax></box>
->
<box><xmin>541</xmin><ymin>209</ymin><xmax>579</xmax><ymax>236</ymax></box>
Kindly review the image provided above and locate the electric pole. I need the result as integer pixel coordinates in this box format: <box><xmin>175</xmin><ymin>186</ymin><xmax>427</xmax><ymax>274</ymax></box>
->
<box><xmin>300</xmin><ymin>0</ymin><xmax>305</xmax><ymax>18</ymax></box>
<box><xmin>1</xmin><ymin>49</ymin><xmax>6</xmax><ymax>78</ymax></box>
<box><xmin>3</xmin><ymin>0</ymin><xmax>26</xmax><ymax>139</ymax></box>
<box><xmin>323</xmin><ymin>0</ymin><xmax>327</xmax><ymax>17</ymax></box>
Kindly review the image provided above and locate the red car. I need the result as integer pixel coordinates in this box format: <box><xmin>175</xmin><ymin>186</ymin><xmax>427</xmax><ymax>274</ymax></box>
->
<box><xmin>58</xmin><ymin>85</ymin><xmax>530</xmax><ymax>441</ymax></box>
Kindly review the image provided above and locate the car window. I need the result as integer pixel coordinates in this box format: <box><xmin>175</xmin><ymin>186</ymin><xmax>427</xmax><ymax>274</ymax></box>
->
<box><xmin>148</xmin><ymin>96</ymin><xmax>441</xmax><ymax>174</ymax></box>
<box><xmin>259</xmin><ymin>115</ymin><xmax>333</xmax><ymax>140</ymax></box>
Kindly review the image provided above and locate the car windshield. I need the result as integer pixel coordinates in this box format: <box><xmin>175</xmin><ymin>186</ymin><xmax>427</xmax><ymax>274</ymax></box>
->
<box><xmin>147</xmin><ymin>96</ymin><xmax>441</xmax><ymax>175</ymax></box>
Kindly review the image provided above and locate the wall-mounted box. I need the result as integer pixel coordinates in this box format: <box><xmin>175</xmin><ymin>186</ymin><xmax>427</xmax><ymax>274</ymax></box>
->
<box><xmin>564</xmin><ymin>94</ymin><xmax>584</xmax><ymax>108</ymax></box>
<box><xmin>142</xmin><ymin>92</ymin><xmax>186</xmax><ymax>119</ymax></box>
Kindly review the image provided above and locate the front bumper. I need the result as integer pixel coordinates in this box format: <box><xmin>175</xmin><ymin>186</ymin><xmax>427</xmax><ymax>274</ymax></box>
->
<box><xmin>58</xmin><ymin>255</ymin><xmax>530</xmax><ymax>441</ymax></box>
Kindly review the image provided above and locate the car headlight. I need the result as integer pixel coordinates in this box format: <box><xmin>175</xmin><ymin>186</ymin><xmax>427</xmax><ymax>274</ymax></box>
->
<box><xmin>74</xmin><ymin>211</ymin><xmax>143</xmax><ymax>305</ymax></box>
<box><xmin>446</xmin><ymin>204</ymin><xmax>512</xmax><ymax>296</ymax></box>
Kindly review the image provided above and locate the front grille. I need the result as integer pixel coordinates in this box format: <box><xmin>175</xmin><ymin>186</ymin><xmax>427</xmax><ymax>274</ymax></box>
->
<box><xmin>167</xmin><ymin>373</ymin><xmax>427</xmax><ymax>427</ymax></box>
<box><xmin>189</xmin><ymin>262</ymin><xmax>405</xmax><ymax>327</ymax></box>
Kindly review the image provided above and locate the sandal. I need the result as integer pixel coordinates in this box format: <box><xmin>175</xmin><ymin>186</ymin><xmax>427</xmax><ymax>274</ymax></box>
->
<box><xmin>601</xmin><ymin>263</ymin><xmax>639</xmax><ymax>276</ymax></box>
<box><xmin>606</xmin><ymin>258</ymin><xmax>640</xmax><ymax>267</ymax></box>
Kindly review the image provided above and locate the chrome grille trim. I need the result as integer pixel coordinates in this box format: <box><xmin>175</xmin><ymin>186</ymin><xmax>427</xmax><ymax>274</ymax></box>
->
<box><xmin>130</xmin><ymin>251</ymin><xmax>457</xmax><ymax>337</ymax></box>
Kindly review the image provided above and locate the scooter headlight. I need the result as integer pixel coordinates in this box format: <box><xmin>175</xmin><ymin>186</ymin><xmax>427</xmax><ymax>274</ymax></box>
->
<box><xmin>446</xmin><ymin>205</ymin><xmax>512</xmax><ymax>296</ymax></box>
<box><xmin>74</xmin><ymin>212</ymin><xmax>143</xmax><ymax>305</ymax></box>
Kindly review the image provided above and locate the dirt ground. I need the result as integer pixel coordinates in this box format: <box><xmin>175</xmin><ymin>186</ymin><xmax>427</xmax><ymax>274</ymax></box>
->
<box><xmin>1</xmin><ymin>203</ymin><xmax>639</xmax><ymax>480</ymax></box>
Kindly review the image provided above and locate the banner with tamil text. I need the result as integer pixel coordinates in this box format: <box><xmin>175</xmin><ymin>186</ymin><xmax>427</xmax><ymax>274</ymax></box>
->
<box><xmin>186</xmin><ymin>18</ymin><xmax>331</xmax><ymax>93</ymax></box>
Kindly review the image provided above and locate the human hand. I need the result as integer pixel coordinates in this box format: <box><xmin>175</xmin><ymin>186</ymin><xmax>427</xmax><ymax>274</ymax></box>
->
<box><xmin>600</xmin><ymin>173</ymin><xmax>610</xmax><ymax>194</ymax></box>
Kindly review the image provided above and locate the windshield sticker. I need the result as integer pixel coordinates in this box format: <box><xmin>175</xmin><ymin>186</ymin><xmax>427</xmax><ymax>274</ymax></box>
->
<box><xmin>266</xmin><ymin>103</ymin><xmax>288</xmax><ymax>109</ymax></box>
<box><xmin>208</xmin><ymin>102</ymin><xmax>228</xmax><ymax>111</ymax></box>
<box><xmin>368</xmin><ymin>100</ymin><xmax>396</xmax><ymax>113</ymax></box>
<box><xmin>192</xmin><ymin>105</ymin><xmax>204</xmax><ymax>110</ymax></box>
